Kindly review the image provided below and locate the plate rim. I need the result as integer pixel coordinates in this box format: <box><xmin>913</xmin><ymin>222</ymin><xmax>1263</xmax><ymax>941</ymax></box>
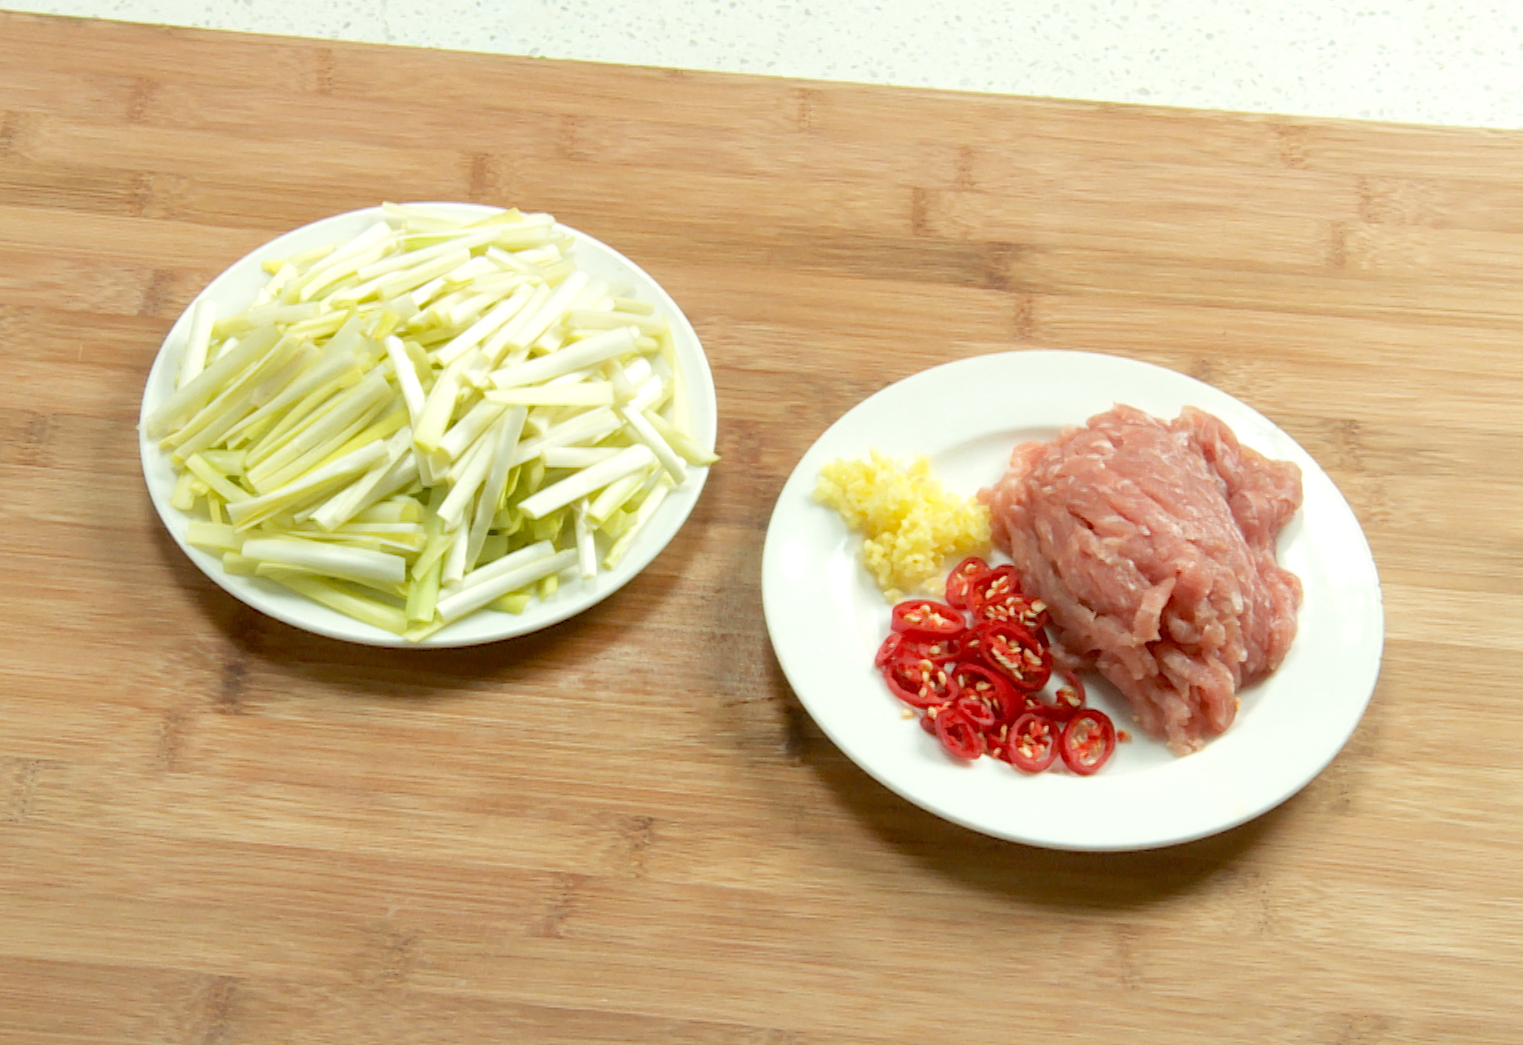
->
<box><xmin>139</xmin><ymin>201</ymin><xmax>717</xmax><ymax>648</ymax></box>
<box><xmin>761</xmin><ymin>348</ymin><xmax>1385</xmax><ymax>851</ymax></box>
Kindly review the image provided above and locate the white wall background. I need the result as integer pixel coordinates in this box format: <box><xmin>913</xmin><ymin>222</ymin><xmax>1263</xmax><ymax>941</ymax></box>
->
<box><xmin>5</xmin><ymin>0</ymin><xmax>1522</xmax><ymax>128</ymax></box>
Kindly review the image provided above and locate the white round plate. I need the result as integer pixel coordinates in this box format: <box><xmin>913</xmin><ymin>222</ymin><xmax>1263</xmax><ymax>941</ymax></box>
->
<box><xmin>762</xmin><ymin>350</ymin><xmax>1383</xmax><ymax>851</ymax></box>
<box><xmin>140</xmin><ymin>203</ymin><xmax>717</xmax><ymax>647</ymax></box>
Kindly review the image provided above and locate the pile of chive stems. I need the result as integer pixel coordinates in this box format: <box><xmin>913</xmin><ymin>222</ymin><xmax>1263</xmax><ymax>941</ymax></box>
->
<box><xmin>144</xmin><ymin>203</ymin><xmax>715</xmax><ymax>642</ymax></box>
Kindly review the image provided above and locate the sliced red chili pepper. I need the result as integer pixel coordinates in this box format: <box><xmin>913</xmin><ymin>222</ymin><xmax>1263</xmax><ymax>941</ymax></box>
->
<box><xmin>931</xmin><ymin>704</ymin><xmax>983</xmax><ymax>761</ymax></box>
<box><xmin>1060</xmin><ymin>709</ymin><xmax>1116</xmax><ymax>775</ymax></box>
<box><xmin>879</xmin><ymin>630</ymin><xmax>965</xmax><ymax>667</ymax></box>
<box><xmin>874</xmin><ymin>563</ymin><xmax>1116</xmax><ymax>777</ymax></box>
<box><xmin>953</xmin><ymin>691</ymin><xmax>999</xmax><ymax>730</ymax></box>
<box><xmin>900</xmin><ymin>631</ymin><xmax>968</xmax><ymax>664</ymax></box>
<box><xmin>1057</xmin><ymin>666</ymin><xmax>1086</xmax><ymax>706</ymax></box>
<box><xmin>975</xmin><ymin>620</ymin><xmax>1052</xmax><ymax>692</ymax></box>
<box><xmin>957</xmin><ymin>625</ymin><xmax>987</xmax><ymax>665</ymax></box>
<box><xmin>1030</xmin><ymin>667</ymin><xmax>1087</xmax><ymax>722</ymax></box>
<box><xmin>882</xmin><ymin>653</ymin><xmax>959</xmax><ymax>709</ymax></box>
<box><xmin>1021</xmin><ymin>690</ymin><xmax>1051</xmax><ymax>716</ymax></box>
<box><xmin>973</xmin><ymin>589</ymin><xmax>1050</xmax><ymax>632</ymax></box>
<box><xmin>984</xmin><ymin>722</ymin><xmax>1010</xmax><ymax>761</ymax></box>
<box><xmin>949</xmin><ymin>662</ymin><xmax>1021</xmax><ymax>727</ymax></box>
<box><xmin>1005</xmin><ymin>712</ymin><xmax>1059</xmax><ymax>773</ymax></box>
<box><xmin>891</xmin><ymin>599</ymin><xmax>966</xmax><ymax>639</ymax></box>
<box><xmin>966</xmin><ymin>565</ymin><xmax>1021</xmax><ymax>611</ymax></box>
<box><xmin>944</xmin><ymin>556</ymin><xmax>991</xmax><ymax>610</ymax></box>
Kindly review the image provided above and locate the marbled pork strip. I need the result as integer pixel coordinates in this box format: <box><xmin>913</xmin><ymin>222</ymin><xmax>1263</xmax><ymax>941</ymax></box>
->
<box><xmin>982</xmin><ymin>404</ymin><xmax>1302</xmax><ymax>754</ymax></box>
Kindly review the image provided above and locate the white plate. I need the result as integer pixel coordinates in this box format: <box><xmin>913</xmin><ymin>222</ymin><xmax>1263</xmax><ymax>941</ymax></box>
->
<box><xmin>762</xmin><ymin>350</ymin><xmax>1383</xmax><ymax>851</ymax></box>
<box><xmin>140</xmin><ymin>203</ymin><xmax>717</xmax><ymax>648</ymax></box>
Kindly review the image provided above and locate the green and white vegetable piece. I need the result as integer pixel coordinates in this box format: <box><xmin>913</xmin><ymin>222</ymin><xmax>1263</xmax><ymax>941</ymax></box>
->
<box><xmin>142</xmin><ymin>203</ymin><xmax>716</xmax><ymax>644</ymax></box>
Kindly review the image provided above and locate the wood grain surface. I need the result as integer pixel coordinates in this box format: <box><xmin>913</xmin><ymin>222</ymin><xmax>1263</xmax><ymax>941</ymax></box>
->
<box><xmin>3</xmin><ymin>10</ymin><xmax>1522</xmax><ymax>1043</ymax></box>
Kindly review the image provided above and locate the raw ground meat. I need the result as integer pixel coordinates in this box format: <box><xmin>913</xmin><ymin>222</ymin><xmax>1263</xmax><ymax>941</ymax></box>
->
<box><xmin>981</xmin><ymin>404</ymin><xmax>1303</xmax><ymax>754</ymax></box>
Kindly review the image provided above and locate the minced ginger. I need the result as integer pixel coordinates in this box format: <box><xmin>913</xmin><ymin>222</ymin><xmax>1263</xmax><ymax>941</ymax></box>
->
<box><xmin>814</xmin><ymin>450</ymin><xmax>991</xmax><ymax>601</ymax></box>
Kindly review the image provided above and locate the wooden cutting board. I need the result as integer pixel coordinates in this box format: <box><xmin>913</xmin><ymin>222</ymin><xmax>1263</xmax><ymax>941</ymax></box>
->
<box><xmin>3</xmin><ymin>11</ymin><xmax>1523</xmax><ymax>1043</ymax></box>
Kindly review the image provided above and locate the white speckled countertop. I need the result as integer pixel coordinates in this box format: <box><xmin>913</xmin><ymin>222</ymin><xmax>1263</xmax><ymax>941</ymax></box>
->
<box><xmin>4</xmin><ymin>0</ymin><xmax>1521</xmax><ymax>128</ymax></box>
